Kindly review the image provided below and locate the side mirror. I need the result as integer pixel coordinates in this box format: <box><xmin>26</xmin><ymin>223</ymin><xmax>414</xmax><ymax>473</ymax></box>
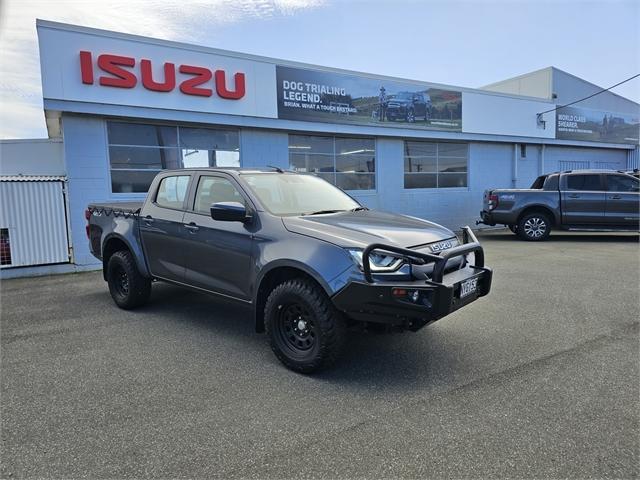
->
<box><xmin>210</xmin><ymin>202</ymin><xmax>249</xmax><ymax>222</ymax></box>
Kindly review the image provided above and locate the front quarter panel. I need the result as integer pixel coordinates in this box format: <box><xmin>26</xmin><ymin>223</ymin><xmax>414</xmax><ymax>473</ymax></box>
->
<box><xmin>252</xmin><ymin>220</ymin><xmax>356</xmax><ymax>298</ymax></box>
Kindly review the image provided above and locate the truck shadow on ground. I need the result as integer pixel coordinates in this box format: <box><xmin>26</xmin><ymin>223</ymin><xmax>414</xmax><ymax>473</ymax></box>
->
<box><xmin>139</xmin><ymin>282</ymin><xmax>473</xmax><ymax>390</ymax></box>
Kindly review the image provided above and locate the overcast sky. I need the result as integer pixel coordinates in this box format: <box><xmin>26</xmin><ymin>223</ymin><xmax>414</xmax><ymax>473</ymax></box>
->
<box><xmin>0</xmin><ymin>0</ymin><xmax>638</xmax><ymax>139</ymax></box>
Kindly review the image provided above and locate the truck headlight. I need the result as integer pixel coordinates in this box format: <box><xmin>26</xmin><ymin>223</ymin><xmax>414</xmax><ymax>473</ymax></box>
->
<box><xmin>347</xmin><ymin>249</ymin><xmax>405</xmax><ymax>272</ymax></box>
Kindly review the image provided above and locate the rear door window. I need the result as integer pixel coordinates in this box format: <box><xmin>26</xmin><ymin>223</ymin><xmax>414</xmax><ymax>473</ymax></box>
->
<box><xmin>566</xmin><ymin>174</ymin><xmax>603</xmax><ymax>191</ymax></box>
<box><xmin>155</xmin><ymin>175</ymin><xmax>190</xmax><ymax>209</ymax></box>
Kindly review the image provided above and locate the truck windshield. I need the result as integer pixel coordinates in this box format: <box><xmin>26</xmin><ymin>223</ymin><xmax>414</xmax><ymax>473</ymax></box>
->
<box><xmin>241</xmin><ymin>173</ymin><xmax>361</xmax><ymax>216</ymax></box>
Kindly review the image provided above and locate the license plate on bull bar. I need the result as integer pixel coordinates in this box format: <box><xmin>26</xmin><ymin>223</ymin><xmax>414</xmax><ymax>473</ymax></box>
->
<box><xmin>459</xmin><ymin>277</ymin><xmax>479</xmax><ymax>298</ymax></box>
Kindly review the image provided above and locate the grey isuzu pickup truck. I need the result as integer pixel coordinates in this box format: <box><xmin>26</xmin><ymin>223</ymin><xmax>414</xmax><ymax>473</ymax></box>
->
<box><xmin>479</xmin><ymin>169</ymin><xmax>639</xmax><ymax>241</ymax></box>
<box><xmin>87</xmin><ymin>168</ymin><xmax>492</xmax><ymax>373</ymax></box>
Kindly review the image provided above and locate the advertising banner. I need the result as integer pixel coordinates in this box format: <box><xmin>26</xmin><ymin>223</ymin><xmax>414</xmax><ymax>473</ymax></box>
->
<box><xmin>276</xmin><ymin>65</ymin><xmax>462</xmax><ymax>131</ymax></box>
<box><xmin>556</xmin><ymin>106</ymin><xmax>639</xmax><ymax>144</ymax></box>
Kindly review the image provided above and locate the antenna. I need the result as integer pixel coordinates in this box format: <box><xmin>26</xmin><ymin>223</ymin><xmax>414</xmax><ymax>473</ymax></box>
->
<box><xmin>267</xmin><ymin>165</ymin><xmax>285</xmax><ymax>173</ymax></box>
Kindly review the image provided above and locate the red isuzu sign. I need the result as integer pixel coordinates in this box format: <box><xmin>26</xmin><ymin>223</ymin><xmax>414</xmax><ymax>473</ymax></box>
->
<box><xmin>79</xmin><ymin>51</ymin><xmax>246</xmax><ymax>100</ymax></box>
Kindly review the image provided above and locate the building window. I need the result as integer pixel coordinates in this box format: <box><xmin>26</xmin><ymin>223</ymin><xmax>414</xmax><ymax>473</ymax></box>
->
<box><xmin>520</xmin><ymin>144</ymin><xmax>527</xmax><ymax>158</ymax></box>
<box><xmin>404</xmin><ymin>141</ymin><xmax>468</xmax><ymax>189</ymax></box>
<box><xmin>107</xmin><ymin>121</ymin><xmax>240</xmax><ymax>193</ymax></box>
<box><xmin>289</xmin><ymin>135</ymin><xmax>375</xmax><ymax>190</ymax></box>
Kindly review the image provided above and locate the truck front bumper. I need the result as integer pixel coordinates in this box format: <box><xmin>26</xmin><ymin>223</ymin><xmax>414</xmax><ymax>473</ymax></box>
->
<box><xmin>331</xmin><ymin>227</ymin><xmax>492</xmax><ymax>331</ymax></box>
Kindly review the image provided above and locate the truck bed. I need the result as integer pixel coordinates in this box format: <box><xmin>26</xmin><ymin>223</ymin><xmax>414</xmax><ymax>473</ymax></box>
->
<box><xmin>88</xmin><ymin>201</ymin><xmax>143</xmax><ymax>217</ymax></box>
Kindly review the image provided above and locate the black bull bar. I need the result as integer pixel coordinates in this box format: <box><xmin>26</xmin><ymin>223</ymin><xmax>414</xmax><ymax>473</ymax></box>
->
<box><xmin>332</xmin><ymin>227</ymin><xmax>492</xmax><ymax>331</ymax></box>
<box><xmin>362</xmin><ymin>226</ymin><xmax>485</xmax><ymax>283</ymax></box>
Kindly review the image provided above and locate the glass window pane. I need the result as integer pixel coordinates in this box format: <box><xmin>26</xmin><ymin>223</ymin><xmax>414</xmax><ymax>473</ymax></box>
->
<box><xmin>109</xmin><ymin>146</ymin><xmax>180</xmax><ymax>170</ymax></box>
<box><xmin>107</xmin><ymin>122</ymin><xmax>177</xmax><ymax>146</ymax></box>
<box><xmin>566</xmin><ymin>174</ymin><xmax>603</xmax><ymax>191</ymax></box>
<box><xmin>181</xmin><ymin>149</ymin><xmax>240</xmax><ymax>168</ymax></box>
<box><xmin>179</xmin><ymin>127</ymin><xmax>239</xmax><ymax>151</ymax></box>
<box><xmin>182</xmin><ymin>149</ymin><xmax>213</xmax><ymax>168</ymax></box>
<box><xmin>438</xmin><ymin>157</ymin><xmax>467</xmax><ymax>173</ymax></box>
<box><xmin>438</xmin><ymin>143</ymin><xmax>467</xmax><ymax>157</ymax></box>
<box><xmin>335</xmin><ymin>137</ymin><xmax>375</xmax><ymax>155</ymax></box>
<box><xmin>336</xmin><ymin>173</ymin><xmax>375</xmax><ymax>190</ymax></box>
<box><xmin>404</xmin><ymin>156</ymin><xmax>437</xmax><ymax>172</ymax></box>
<box><xmin>194</xmin><ymin>176</ymin><xmax>244</xmax><ymax>214</ymax></box>
<box><xmin>405</xmin><ymin>141</ymin><xmax>437</xmax><ymax>157</ymax></box>
<box><xmin>214</xmin><ymin>150</ymin><xmax>240</xmax><ymax>168</ymax></box>
<box><xmin>404</xmin><ymin>173</ymin><xmax>437</xmax><ymax>189</ymax></box>
<box><xmin>289</xmin><ymin>135</ymin><xmax>334</xmax><ymax>155</ymax></box>
<box><xmin>607</xmin><ymin>175</ymin><xmax>639</xmax><ymax>192</ymax></box>
<box><xmin>315</xmin><ymin>172</ymin><xmax>336</xmax><ymax>185</ymax></box>
<box><xmin>289</xmin><ymin>154</ymin><xmax>335</xmax><ymax>173</ymax></box>
<box><xmin>438</xmin><ymin>173</ymin><xmax>467</xmax><ymax>188</ymax></box>
<box><xmin>336</xmin><ymin>155</ymin><xmax>375</xmax><ymax>173</ymax></box>
<box><xmin>110</xmin><ymin>170</ymin><xmax>160</xmax><ymax>193</ymax></box>
<box><xmin>155</xmin><ymin>175</ymin><xmax>190</xmax><ymax>209</ymax></box>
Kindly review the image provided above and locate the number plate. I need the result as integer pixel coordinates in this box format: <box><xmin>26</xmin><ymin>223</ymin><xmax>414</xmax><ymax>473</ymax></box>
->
<box><xmin>459</xmin><ymin>277</ymin><xmax>478</xmax><ymax>298</ymax></box>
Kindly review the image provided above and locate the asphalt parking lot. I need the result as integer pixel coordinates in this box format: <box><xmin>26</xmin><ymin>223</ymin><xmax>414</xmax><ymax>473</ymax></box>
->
<box><xmin>1</xmin><ymin>230</ymin><xmax>638</xmax><ymax>478</ymax></box>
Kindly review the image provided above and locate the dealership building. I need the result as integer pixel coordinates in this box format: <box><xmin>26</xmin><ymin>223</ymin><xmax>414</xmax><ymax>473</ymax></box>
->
<box><xmin>0</xmin><ymin>19</ymin><xmax>638</xmax><ymax>275</ymax></box>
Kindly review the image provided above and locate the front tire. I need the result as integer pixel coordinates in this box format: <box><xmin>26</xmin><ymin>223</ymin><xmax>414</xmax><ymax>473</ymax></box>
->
<box><xmin>107</xmin><ymin>250</ymin><xmax>152</xmax><ymax>309</ymax></box>
<box><xmin>517</xmin><ymin>212</ymin><xmax>551</xmax><ymax>241</ymax></box>
<box><xmin>264</xmin><ymin>279</ymin><xmax>346</xmax><ymax>373</ymax></box>
<box><xmin>508</xmin><ymin>224</ymin><xmax>518</xmax><ymax>234</ymax></box>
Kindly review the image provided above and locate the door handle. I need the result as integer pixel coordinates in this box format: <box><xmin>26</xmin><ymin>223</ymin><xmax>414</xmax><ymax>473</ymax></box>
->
<box><xmin>143</xmin><ymin>215</ymin><xmax>154</xmax><ymax>225</ymax></box>
<box><xmin>184</xmin><ymin>222</ymin><xmax>199</xmax><ymax>233</ymax></box>
<box><xmin>568</xmin><ymin>194</ymin><xmax>580</xmax><ymax>198</ymax></box>
<box><xmin>609</xmin><ymin>195</ymin><xmax>622</xmax><ymax>200</ymax></box>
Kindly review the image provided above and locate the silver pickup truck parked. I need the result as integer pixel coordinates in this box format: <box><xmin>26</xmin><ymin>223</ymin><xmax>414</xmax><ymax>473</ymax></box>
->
<box><xmin>479</xmin><ymin>169</ymin><xmax>640</xmax><ymax>241</ymax></box>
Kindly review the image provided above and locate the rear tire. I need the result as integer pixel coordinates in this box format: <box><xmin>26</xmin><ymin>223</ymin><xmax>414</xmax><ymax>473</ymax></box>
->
<box><xmin>508</xmin><ymin>225</ymin><xmax>518</xmax><ymax>234</ymax></box>
<box><xmin>264</xmin><ymin>279</ymin><xmax>346</xmax><ymax>373</ymax></box>
<box><xmin>107</xmin><ymin>250</ymin><xmax>152</xmax><ymax>309</ymax></box>
<box><xmin>516</xmin><ymin>212</ymin><xmax>551</xmax><ymax>241</ymax></box>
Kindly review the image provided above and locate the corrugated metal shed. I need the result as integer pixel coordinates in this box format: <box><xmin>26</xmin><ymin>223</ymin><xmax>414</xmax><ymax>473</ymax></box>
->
<box><xmin>0</xmin><ymin>177</ymin><xmax>70</xmax><ymax>268</ymax></box>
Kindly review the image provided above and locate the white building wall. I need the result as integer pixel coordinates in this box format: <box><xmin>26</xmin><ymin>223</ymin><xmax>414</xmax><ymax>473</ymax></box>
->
<box><xmin>62</xmin><ymin>114</ymin><xmax>117</xmax><ymax>266</ymax></box>
<box><xmin>0</xmin><ymin>139</ymin><xmax>65</xmax><ymax>176</ymax></box>
<box><xmin>482</xmin><ymin>68</ymin><xmax>553</xmax><ymax>99</ymax></box>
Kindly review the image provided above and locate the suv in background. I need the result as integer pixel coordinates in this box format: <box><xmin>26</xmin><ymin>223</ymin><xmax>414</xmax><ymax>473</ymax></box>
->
<box><xmin>386</xmin><ymin>92</ymin><xmax>432</xmax><ymax>123</ymax></box>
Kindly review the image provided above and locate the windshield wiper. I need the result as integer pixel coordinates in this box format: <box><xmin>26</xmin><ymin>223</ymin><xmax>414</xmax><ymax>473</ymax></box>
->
<box><xmin>350</xmin><ymin>206</ymin><xmax>368</xmax><ymax>212</ymax></box>
<box><xmin>303</xmin><ymin>209</ymin><xmax>347</xmax><ymax>216</ymax></box>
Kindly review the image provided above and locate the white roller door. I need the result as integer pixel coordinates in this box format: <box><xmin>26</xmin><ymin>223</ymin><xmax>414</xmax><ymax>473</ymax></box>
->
<box><xmin>0</xmin><ymin>177</ymin><xmax>70</xmax><ymax>268</ymax></box>
<box><xmin>545</xmin><ymin>146</ymin><xmax>627</xmax><ymax>172</ymax></box>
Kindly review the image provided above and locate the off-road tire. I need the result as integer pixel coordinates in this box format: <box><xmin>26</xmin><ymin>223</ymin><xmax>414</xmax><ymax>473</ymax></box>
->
<box><xmin>107</xmin><ymin>250</ymin><xmax>152</xmax><ymax>309</ymax></box>
<box><xmin>264</xmin><ymin>279</ymin><xmax>346</xmax><ymax>373</ymax></box>
<box><xmin>517</xmin><ymin>212</ymin><xmax>551</xmax><ymax>241</ymax></box>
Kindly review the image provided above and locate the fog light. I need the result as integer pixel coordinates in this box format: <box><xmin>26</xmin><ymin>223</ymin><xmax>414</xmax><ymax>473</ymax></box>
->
<box><xmin>411</xmin><ymin>290</ymin><xmax>420</xmax><ymax>302</ymax></box>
